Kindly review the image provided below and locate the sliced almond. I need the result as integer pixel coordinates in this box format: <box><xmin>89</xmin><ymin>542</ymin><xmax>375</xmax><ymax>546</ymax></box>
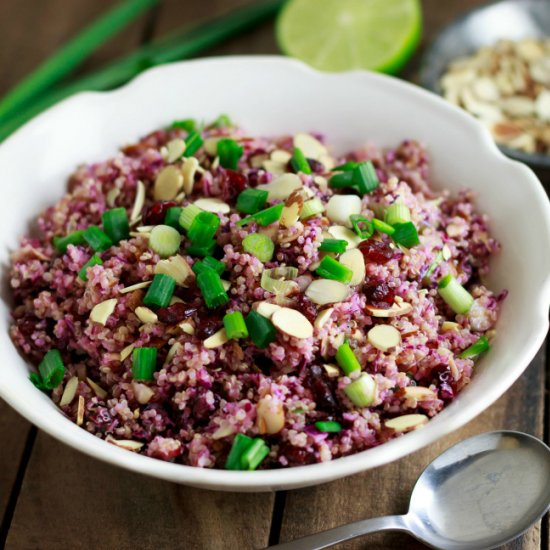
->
<box><xmin>105</xmin><ymin>435</ymin><xmax>144</xmax><ymax>452</ymax></box>
<box><xmin>179</xmin><ymin>320</ymin><xmax>195</xmax><ymax>335</ymax></box>
<box><xmin>166</xmin><ymin>138</ymin><xmax>186</xmax><ymax>163</ymax></box>
<box><xmin>257</xmin><ymin>173</ymin><xmax>302</xmax><ymax>201</ymax></box>
<box><xmin>170</xmin><ymin>296</ymin><xmax>184</xmax><ymax>305</ymax></box>
<box><xmin>86</xmin><ymin>377</ymin><xmax>107</xmax><ymax>399</ymax></box>
<box><xmin>441</xmin><ymin>321</ymin><xmax>460</xmax><ymax>332</ymax></box>
<box><xmin>535</xmin><ymin>89</ymin><xmax>550</xmax><ymax>122</ymax></box>
<box><xmin>262</xmin><ymin>159</ymin><xmax>286</xmax><ymax>176</ymax></box>
<box><xmin>327</xmin><ymin>225</ymin><xmax>363</xmax><ymax>249</ymax></box>
<box><xmin>130</xmin><ymin>180</ymin><xmax>145</xmax><ymax>222</ymax></box>
<box><xmin>203</xmin><ymin>137</ymin><xmax>220</xmax><ymax>156</ymax></box>
<box><xmin>366</xmin><ymin>301</ymin><xmax>412</xmax><ymax>318</ymax></box>
<box><xmin>254</xmin><ymin>301</ymin><xmax>282</xmax><ymax>319</ymax></box>
<box><xmin>322</xmin><ymin>363</ymin><xmax>340</xmax><ymax>378</ymax></box>
<box><xmin>403</xmin><ymin>386</ymin><xmax>436</xmax><ymax>401</ymax></box>
<box><xmin>442</xmin><ymin>244</ymin><xmax>452</xmax><ymax>261</ymax></box>
<box><xmin>59</xmin><ymin>376</ymin><xmax>79</xmax><ymax>407</ymax></box>
<box><xmin>221</xmin><ymin>279</ymin><xmax>231</xmax><ymax>292</ymax></box>
<box><xmin>154</xmin><ymin>166</ymin><xmax>183</xmax><ymax>201</ymax></box>
<box><xmin>293</xmin><ymin>133</ymin><xmax>328</xmax><ymax>160</ymax></box>
<box><xmin>155</xmin><ymin>255</ymin><xmax>194</xmax><ymax>286</ymax></box>
<box><xmin>314</xmin><ymin>307</ymin><xmax>334</xmax><ymax>329</ymax></box>
<box><xmin>165</xmin><ymin>342</ymin><xmax>182</xmax><ymax>365</ymax></box>
<box><xmin>120</xmin><ymin>281</ymin><xmax>152</xmax><ymax>294</ymax></box>
<box><xmin>76</xmin><ymin>395</ymin><xmax>85</xmax><ymax>426</ymax></box>
<box><xmin>90</xmin><ymin>298</ymin><xmax>117</xmax><ymax>326</ymax></box>
<box><xmin>280</xmin><ymin>191</ymin><xmax>304</xmax><ymax>228</ymax></box>
<box><xmin>470</xmin><ymin>77</ymin><xmax>500</xmax><ymax>102</ymax></box>
<box><xmin>306</xmin><ymin>279</ymin><xmax>349</xmax><ymax>305</ymax></box>
<box><xmin>385</xmin><ymin>414</ymin><xmax>428</xmax><ymax>433</ymax></box>
<box><xmin>272</xmin><ymin>307</ymin><xmax>314</xmax><ymax>339</ymax></box>
<box><xmin>326</xmin><ymin>195</ymin><xmax>361</xmax><ymax>227</ymax></box>
<box><xmin>204</xmin><ymin>328</ymin><xmax>228</xmax><ymax>349</ymax></box>
<box><xmin>181</xmin><ymin>157</ymin><xmax>200</xmax><ymax>195</ymax></box>
<box><xmin>135</xmin><ymin>306</ymin><xmax>158</xmax><ymax>324</ymax></box>
<box><xmin>194</xmin><ymin>197</ymin><xmax>231</xmax><ymax>214</ymax></box>
<box><xmin>339</xmin><ymin>248</ymin><xmax>365</xmax><ymax>286</ymax></box>
<box><xmin>500</xmin><ymin>96</ymin><xmax>535</xmax><ymax>117</ymax></box>
<box><xmin>256</xmin><ymin>396</ymin><xmax>285</xmax><ymax>435</ymax></box>
<box><xmin>367</xmin><ymin>324</ymin><xmax>401</xmax><ymax>352</ymax></box>
<box><xmin>270</xmin><ymin>149</ymin><xmax>292</xmax><ymax>164</ymax></box>
<box><xmin>106</xmin><ymin>187</ymin><xmax>120</xmax><ymax>208</ymax></box>
<box><xmin>120</xmin><ymin>343</ymin><xmax>135</xmax><ymax>361</ymax></box>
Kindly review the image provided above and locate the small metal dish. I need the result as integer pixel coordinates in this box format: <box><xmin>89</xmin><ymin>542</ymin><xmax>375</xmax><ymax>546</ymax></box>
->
<box><xmin>420</xmin><ymin>0</ymin><xmax>550</xmax><ymax>168</ymax></box>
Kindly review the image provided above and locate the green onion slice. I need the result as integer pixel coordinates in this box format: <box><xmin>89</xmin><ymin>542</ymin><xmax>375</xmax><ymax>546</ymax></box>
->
<box><xmin>385</xmin><ymin>203</ymin><xmax>411</xmax><ymax>226</ymax></box>
<box><xmin>372</xmin><ymin>218</ymin><xmax>395</xmax><ymax>235</ymax></box>
<box><xmin>459</xmin><ymin>336</ymin><xmax>490</xmax><ymax>359</ymax></box>
<box><xmin>437</xmin><ymin>274</ymin><xmax>474</xmax><ymax>315</ymax></box>
<box><xmin>290</xmin><ymin>147</ymin><xmax>312</xmax><ymax>174</ymax></box>
<box><xmin>237</xmin><ymin>203</ymin><xmax>284</xmax><ymax>227</ymax></box>
<box><xmin>143</xmin><ymin>273</ymin><xmax>176</xmax><ymax>308</ymax></box>
<box><xmin>329</xmin><ymin>170</ymin><xmax>354</xmax><ymax>189</ymax></box>
<box><xmin>336</xmin><ymin>342</ymin><xmax>362</xmax><ymax>375</ymax></box>
<box><xmin>188</xmin><ymin>211</ymin><xmax>220</xmax><ymax>244</ymax></box>
<box><xmin>164</xmin><ymin>206</ymin><xmax>184</xmax><ymax>232</ymax></box>
<box><xmin>319</xmin><ymin>239</ymin><xmax>348</xmax><ymax>254</ymax></box>
<box><xmin>192</xmin><ymin>256</ymin><xmax>225</xmax><ymax>276</ymax></box>
<box><xmin>300</xmin><ymin>197</ymin><xmax>325</xmax><ymax>219</ymax></box>
<box><xmin>240</xmin><ymin>438</ymin><xmax>270</xmax><ymax>470</ymax></box>
<box><xmin>210</xmin><ymin>114</ymin><xmax>232</xmax><ymax>129</ymax></box>
<box><xmin>102</xmin><ymin>207</ymin><xmax>129</xmax><ymax>244</ymax></box>
<box><xmin>332</xmin><ymin>161</ymin><xmax>358</xmax><ymax>172</ymax></box>
<box><xmin>344</xmin><ymin>373</ymin><xmax>377</xmax><ymax>407</ymax></box>
<box><xmin>353</xmin><ymin>161</ymin><xmax>379</xmax><ymax>195</ymax></box>
<box><xmin>392</xmin><ymin>222</ymin><xmax>420</xmax><ymax>248</ymax></box>
<box><xmin>179</xmin><ymin>204</ymin><xmax>202</xmax><ymax>231</ymax></box>
<box><xmin>223</xmin><ymin>311</ymin><xmax>249</xmax><ymax>340</ymax></box>
<box><xmin>183</xmin><ymin>131</ymin><xmax>204</xmax><ymax>157</ymax></box>
<box><xmin>187</xmin><ymin>240</ymin><xmax>217</xmax><ymax>258</ymax></box>
<box><xmin>217</xmin><ymin>138</ymin><xmax>244</xmax><ymax>170</ymax></box>
<box><xmin>149</xmin><ymin>225</ymin><xmax>181</xmax><ymax>258</ymax></box>
<box><xmin>132</xmin><ymin>347</ymin><xmax>158</xmax><ymax>381</ymax></box>
<box><xmin>53</xmin><ymin>230</ymin><xmax>86</xmax><ymax>253</ymax></box>
<box><xmin>197</xmin><ymin>268</ymin><xmax>229</xmax><ymax>309</ymax></box>
<box><xmin>83</xmin><ymin>226</ymin><xmax>113</xmax><ymax>252</ymax></box>
<box><xmin>225</xmin><ymin>433</ymin><xmax>254</xmax><ymax>470</ymax></box>
<box><xmin>350</xmin><ymin>214</ymin><xmax>374</xmax><ymax>239</ymax></box>
<box><xmin>245</xmin><ymin>310</ymin><xmax>277</xmax><ymax>348</ymax></box>
<box><xmin>236</xmin><ymin>188</ymin><xmax>268</xmax><ymax>215</ymax></box>
<box><xmin>242</xmin><ymin>233</ymin><xmax>275</xmax><ymax>263</ymax></box>
<box><xmin>315</xmin><ymin>256</ymin><xmax>352</xmax><ymax>284</ymax></box>
<box><xmin>37</xmin><ymin>349</ymin><xmax>65</xmax><ymax>390</ymax></box>
<box><xmin>314</xmin><ymin>421</ymin><xmax>342</xmax><ymax>433</ymax></box>
<box><xmin>78</xmin><ymin>254</ymin><xmax>103</xmax><ymax>281</ymax></box>
<box><xmin>260</xmin><ymin>267</ymin><xmax>298</xmax><ymax>294</ymax></box>
<box><xmin>171</xmin><ymin>118</ymin><xmax>197</xmax><ymax>132</ymax></box>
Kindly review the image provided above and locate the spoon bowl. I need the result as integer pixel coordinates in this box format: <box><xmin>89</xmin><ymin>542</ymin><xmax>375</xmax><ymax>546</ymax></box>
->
<box><xmin>272</xmin><ymin>431</ymin><xmax>550</xmax><ymax>550</ymax></box>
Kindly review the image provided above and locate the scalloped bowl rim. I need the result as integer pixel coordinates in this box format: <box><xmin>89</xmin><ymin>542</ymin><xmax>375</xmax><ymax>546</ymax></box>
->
<box><xmin>0</xmin><ymin>56</ymin><xmax>549</xmax><ymax>491</ymax></box>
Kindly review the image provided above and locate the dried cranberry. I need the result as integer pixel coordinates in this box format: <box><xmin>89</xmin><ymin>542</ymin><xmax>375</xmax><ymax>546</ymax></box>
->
<box><xmin>156</xmin><ymin>303</ymin><xmax>197</xmax><ymax>325</ymax></box>
<box><xmin>307</xmin><ymin>158</ymin><xmax>325</xmax><ymax>173</ymax></box>
<box><xmin>358</xmin><ymin>238</ymin><xmax>395</xmax><ymax>264</ymax></box>
<box><xmin>196</xmin><ymin>317</ymin><xmax>221</xmax><ymax>339</ymax></box>
<box><xmin>142</xmin><ymin>200</ymin><xmax>177</xmax><ymax>225</ymax></box>
<box><xmin>364</xmin><ymin>283</ymin><xmax>395</xmax><ymax>309</ymax></box>
<box><xmin>278</xmin><ymin>441</ymin><xmax>315</xmax><ymax>466</ymax></box>
<box><xmin>246</xmin><ymin>169</ymin><xmax>261</xmax><ymax>187</ymax></box>
<box><xmin>306</xmin><ymin>365</ymin><xmax>338</xmax><ymax>413</ymax></box>
<box><xmin>295</xmin><ymin>294</ymin><xmax>318</xmax><ymax>323</ymax></box>
<box><xmin>431</xmin><ymin>365</ymin><xmax>457</xmax><ymax>401</ymax></box>
<box><xmin>220</xmin><ymin>169</ymin><xmax>248</xmax><ymax>201</ymax></box>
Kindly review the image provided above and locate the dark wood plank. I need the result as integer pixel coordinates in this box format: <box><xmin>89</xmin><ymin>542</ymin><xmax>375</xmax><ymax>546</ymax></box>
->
<box><xmin>279</xmin><ymin>347</ymin><xmax>546</xmax><ymax>550</ymax></box>
<box><xmin>5</xmin><ymin>431</ymin><xmax>274</xmax><ymax>550</ymax></box>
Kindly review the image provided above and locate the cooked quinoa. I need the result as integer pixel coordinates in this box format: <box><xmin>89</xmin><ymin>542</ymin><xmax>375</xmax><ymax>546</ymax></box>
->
<box><xmin>9</xmin><ymin>117</ymin><xmax>504</xmax><ymax>469</ymax></box>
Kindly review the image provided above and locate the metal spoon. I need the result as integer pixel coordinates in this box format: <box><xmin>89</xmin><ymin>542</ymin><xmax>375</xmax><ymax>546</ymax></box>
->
<box><xmin>270</xmin><ymin>431</ymin><xmax>550</xmax><ymax>550</ymax></box>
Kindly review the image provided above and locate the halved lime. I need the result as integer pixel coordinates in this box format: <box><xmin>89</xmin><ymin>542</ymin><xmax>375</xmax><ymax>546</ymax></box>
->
<box><xmin>276</xmin><ymin>0</ymin><xmax>422</xmax><ymax>74</ymax></box>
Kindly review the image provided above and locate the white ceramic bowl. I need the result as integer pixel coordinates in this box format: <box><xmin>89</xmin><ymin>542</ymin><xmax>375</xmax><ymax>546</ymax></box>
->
<box><xmin>0</xmin><ymin>57</ymin><xmax>549</xmax><ymax>492</ymax></box>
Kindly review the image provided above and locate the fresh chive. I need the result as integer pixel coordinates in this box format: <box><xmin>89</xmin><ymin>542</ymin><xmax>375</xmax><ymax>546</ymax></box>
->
<box><xmin>183</xmin><ymin>131</ymin><xmax>203</xmax><ymax>157</ymax></box>
<box><xmin>132</xmin><ymin>347</ymin><xmax>158</xmax><ymax>381</ymax></box>
<box><xmin>171</xmin><ymin>119</ymin><xmax>197</xmax><ymax>132</ymax></box>
<box><xmin>83</xmin><ymin>226</ymin><xmax>113</xmax><ymax>252</ymax></box>
<box><xmin>437</xmin><ymin>274</ymin><xmax>474</xmax><ymax>315</ymax></box>
<box><xmin>344</xmin><ymin>373</ymin><xmax>377</xmax><ymax>407</ymax></box>
<box><xmin>223</xmin><ymin>311</ymin><xmax>249</xmax><ymax>340</ymax></box>
<box><xmin>329</xmin><ymin>171</ymin><xmax>355</xmax><ymax>189</ymax></box>
<box><xmin>188</xmin><ymin>211</ymin><xmax>220</xmax><ymax>244</ymax></box>
<box><xmin>459</xmin><ymin>336</ymin><xmax>490</xmax><ymax>359</ymax></box>
<box><xmin>37</xmin><ymin>349</ymin><xmax>65</xmax><ymax>390</ymax></box>
<box><xmin>0</xmin><ymin>0</ymin><xmax>158</xmax><ymax>122</ymax></box>
<box><xmin>102</xmin><ymin>207</ymin><xmax>129</xmax><ymax>244</ymax></box>
<box><xmin>315</xmin><ymin>256</ymin><xmax>353</xmax><ymax>283</ymax></box>
<box><xmin>225</xmin><ymin>433</ymin><xmax>254</xmax><ymax>470</ymax></box>
<box><xmin>53</xmin><ymin>230</ymin><xmax>86</xmax><ymax>253</ymax></box>
<box><xmin>332</xmin><ymin>161</ymin><xmax>358</xmax><ymax>172</ymax></box>
<box><xmin>290</xmin><ymin>147</ymin><xmax>312</xmax><ymax>174</ymax></box>
<box><xmin>192</xmin><ymin>256</ymin><xmax>225</xmax><ymax>276</ymax></box>
<box><xmin>210</xmin><ymin>114</ymin><xmax>233</xmax><ymax>129</ymax></box>
<box><xmin>197</xmin><ymin>268</ymin><xmax>229</xmax><ymax>309</ymax></box>
<box><xmin>240</xmin><ymin>438</ymin><xmax>270</xmax><ymax>470</ymax></box>
<box><xmin>179</xmin><ymin>204</ymin><xmax>202</xmax><ymax>231</ymax></box>
<box><xmin>319</xmin><ymin>239</ymin><xmax>348</xmax><ymax>254</ymax></box>
<box><xmin>236</xmin><ymin>188</ymin><xmax>269</xmax><ymax>215</ymax></box>
<box><xmin>372</xmin><ymin>218</ymin><xmax>395</xmax><ymax>235</ymax></box>
<box><xmin>187</xmin><ymin>240</ymin><xmax>217</xmax><ymax>257</ymax></box>
<box><xmin>164</xmin><ymin>206</ymin><xmax>183</xmax><ymax>232</ymax></box>
<box><xmin>350</xmin><ymin>214</ymin><xmax>374</xmax><ymax>239</ymax></box>
<box><xmin>353</xmin><ymin>161</ymin><xmax>379</xmax><ymax>194</ymax></box>
<box><xmin>149</xmin><ymin>225</ymin><xmax>181</xmax><ymax>258</ymax></box>
<box><xmin>217</xmin><ymin>138</ymin><xmax>243</xmax><ymax>170</ymax></box>
<box><xmin>245</xmin><ymin>310</ymin><xmax>277</xmax><ymax>348</ymax></box>
<box><xmin>29</xmin><ymin>372</ymin><xmax>48</xmax><ymax>391</ymax></box>
<box><xmin>143</xmin><ymin>273</ymin><xmax>176</xmax><ymax>308</ymax></box>
<box><xmin>78</xmin><ymin>254</ymin><xmax>103</xmax><ymax>281</ymax></box>
<box><xmin>242</xmin><ymin>233</ymin><xmax>275</xmax><ymax>263</ymax></box>
<box><xmin>237</xmin><ymin>204</ymin><xmax>284</xmax><ymax>227</ymax></box>
<box><xmin>335</xmin><ymin>342</ymin><xmax>362</xmax><ymax>375</ymax></box>
<box><xmin>385</xmin><ymin>203</ymin><xmax>411</xmax><ymax>226</ymax></box>
<box><xmin>392</xmin><ymin>222</ymin><xmax>420</xmax><ymax>248</ymax></box>
<box><xmin>300</xmin><ymin>197</ymin><xmax>325</xmax><ymax>219</ymax></box>
<box><xmin>315</xmin><ymin>421</ymin><xmax>342</xmax><ymax>433</ymax></box>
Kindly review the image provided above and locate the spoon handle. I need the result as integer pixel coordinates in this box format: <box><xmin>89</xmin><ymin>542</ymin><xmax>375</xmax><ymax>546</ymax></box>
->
<box><xmin>268</xmin><ymin>514</ymin><xmax>410</xmax><ymax>550</ymax></box>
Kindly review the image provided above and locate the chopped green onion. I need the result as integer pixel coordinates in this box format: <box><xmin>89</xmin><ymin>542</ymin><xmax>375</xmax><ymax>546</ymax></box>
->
<box><xmin>332</xmin><ymin>161</ymin><xmax>358</xmax><ymax>172</ymax></box>
<box><xmin>316</xmin><ymin>256</ymin><xmax>352</xmax><ymax>283</ymax></box>
<box><xmin>102</xmin><ymin>207</ymin><xmax>129</xmax><ymax>244</ymax></box>
<box><xmin>187</xmin><ymin>240</ymin><xmax>217</xmax><ymax>257</ymax></box>
<box><xmin>53</xmin><ymin>230</ymin><xmax>86</xmax><ymax>253</ymax></box>
<box><xmin>143</xmin><ymin>273</ymin><xmax>176</xmax><ymax>308</ymax></box>
<box><xmin>260</xmin><ymin>267</ymin><xmax>298</xmax><ymax>294</ymax></box>
<box><xmin>29</xmin><ymin>372</ymin><xmax>48</xmax><ymax>391</ymax></box>
<box><xmin>188</xmin><ymin>211</ymin><xmax>220</xmax><ymax>244</ymax></box>
<box><xmin>372</xmin><ymin>218</ymin><xmax>395</xmax><ymax>235</ymax></box>
<box><xmin>217</xmin><ymin>138</ymin><xmax>243</xmax><ymax>170</ymax></box>
<box><xmin>210</xmin><ymin>114</ymin><xmax>232</xmax><ymax>129</ymax></box>
<box><xmin>192</xmin><ymin>256</ymin><xmax>225</xmax><ymax>276</ymax></box>
<box><xmin>329</xmin><ymin>170</ymin><xmax>354</xmax><ymax>189</ymax></box>
<box><xmin>350</xmin><ymin>214</ymin><xmax>374</xmax><ymax>239</ymax></box>
<box><xmin>83</xmin><ymin>226</ymin><xmax>113</xmax><ymax>252</ymax></box>
<box><xmin>336</xmin><ymin>342</ymin><xmax>362</xmax><ymax>375</ymax></box>
<box><xmin>315</xmin><ymin>421</ymin><xmax>342</xmax><ymax>433</ymax></box>
<box><xmin>319</xmin><ymin>239</ymin><xmax>348</xmax><ymax>254</ymax></box>
<box><xmin>225</xmin><ymin>433</ymin><xmax>254</xmax><ymax>470</ymax></box>
<box><xmin>344</xmin><ymin>373</ymin><xmax>377</xmax><ymax>407</ymax></box>
<box><xmin>245</xmin><ymin>310</ymin><xmax>277</xmax><ymax>348</ymax></box>
<box><xmin>132</xmin><ymin>347</ymin><xmax>158</xmax><ymax>381</ymax></box>
<box><xmin>183</xmin><ymin>131</ymin><xmax>203</xmax><ymax>157</ymax></box>
<box><xmin>240</xmin><ymin>438</ymin><xmax>270</xmax><ymax>470</ymax></box>
<box><xmin>300</xmin><ymin>197</ymin><xmax>325</xmax><ymax>219</ymax></box>
<box><xmin>37</xmin><ymin>349</ymin><xmax>65</xmax><ymax>390</ymax></box>
<box><xmin>242</xmin><ymin>233</ymin><xmax>275</xmax><ymax>262</ymax></box>
<box><xmin>197</xmin><ymin>268</ymin><xmax>229</xmax><ymax>309</ymax></box>
<box><xmin>385</xmin><ymin>203</ymin><xmax>411</xmax><ymax>226</ymax></box>
<box><xmin>424</xmin><ymin>250</ymin><xmax>444</xmax><ymax>281</ymax></box>
<box><xmin>236</xmin><ymin>188</ymin><xmax>269</xmax><ymax>215</ymax></box>
<box><xmin>149</xmin><ymin>225</ymin><xmax>181</xmax><ymax>258</ymax></box>
<box><xmin>392</xmin><ymin>222</ymin><xmax>420</xmax><ymax>248</ymax></box>
<box><xmin>223</xmin><ymin>311</ymin><xmax>249</xmax><ymax>340</ymax></box>
<box><xmin>438</xmin><ymin>274</ymin><xmax>474</xmax><ymax>314</ymax></box>
<box><xmin>171</xmin><ymin>118</ymin><xmax>197</xmax><ymax>132</ymax></box>
<box><xmin>78</xmin><ymin>254</ymin><xmax>103</xmax><ymax>281</ymax></box>
<box><xmin>290</xmin><ymin>147</ymin><xmax>312</xmax><ymax>174</ymax></box>
<box><xmin>353</xmin><ymin>161</ymin><xmax>379</xmax><ymax>195</ymax></box>
<box><xmin>179</xmin><ymin>204</ymin><xmax>202</xmax><ymax>231</ymax></box>
<box><xmin>459</xmin><ymin>336</ymin><xmax>490</xmax><ymax>359</ymax></box>
<box><xmin>237</xmin><ymin>203</ymin><xmax>284</xmax><ymax>227</ymax></box>
<box><xmin>164</xmin><ymin>206</ymin><xmax>183</xmax><ymax>232</ymax></box>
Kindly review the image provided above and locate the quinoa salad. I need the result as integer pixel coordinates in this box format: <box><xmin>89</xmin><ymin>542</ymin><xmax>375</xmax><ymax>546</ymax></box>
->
<box><xmin>9</xmin><ymin>116</ymin><xmax>504</xmax><ymax>470</ymax></box>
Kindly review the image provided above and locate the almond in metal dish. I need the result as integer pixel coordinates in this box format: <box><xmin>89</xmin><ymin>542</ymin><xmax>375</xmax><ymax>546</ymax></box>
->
<box><xmin>194</xmin><ymin>197</ymin><xmax>231</xmax><ymax>214</ymax></box>
<box><xmin>256</xmin><ymin>396</ymin><xmax>285</xmax><ymax>435</ymax></box>
<box><xmin>305</xmin><ymin>279</ymin><xmax>349</xmax><ymax>305</ymax></box>
<box><xmin>385</xmin><ymin>414</ymin><xmax>428</xmax><ymax>432</ymax></box>
<box><xmin>367</xmin><ymin>324</ymin><xmax>402</xmax><ymax>352</ymax></box>
<box><xmin>272</xmin><ymin>307</ymin><xmax>314</xmax><ymax>339</ymax></box>
<box><xmin>339</xmin><ymin>248</ymin><xmax>366</xmax><ymax>285</ymax></box>
<box><xmin>204</xmin><ymin>328</ymin><xmax>228</xmax><ymax>349</ymax></box>
<box><xmin>166</xmin><ymin>138</ymin><xmax>186</xmax><ymax>163</ymax></box>
<box><xmin>154</xmin><ymin>165</ymin><xmax>184</xmax><ymax>201</ymax></box>
<box><xmin>89</xmin><ymin>298</ymin><xmax>117</xmax><ymax>326</ymax></box>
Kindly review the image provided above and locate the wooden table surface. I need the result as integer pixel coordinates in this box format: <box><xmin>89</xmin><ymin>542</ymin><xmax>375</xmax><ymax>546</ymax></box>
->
<box><xmin>0</xmin><ymin>1</ymin><xmax>548</xmax><ymax>549</ymax></box>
